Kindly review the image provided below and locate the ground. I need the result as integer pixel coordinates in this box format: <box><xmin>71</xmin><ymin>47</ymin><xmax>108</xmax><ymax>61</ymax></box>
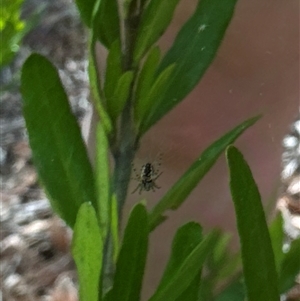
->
<box><xmin>1</xmin><ymin>0</ymin><xmax>87</xmax><ymax>299</ymax></box>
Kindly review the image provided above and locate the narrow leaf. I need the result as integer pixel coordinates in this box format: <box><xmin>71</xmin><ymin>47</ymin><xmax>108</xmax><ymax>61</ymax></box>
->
<box><xmin>72</xmin><ymin>203</ymin><xmax>103</xmax><ymax>301</ymax></box>
<box><xmin>136</xmin><ymin>63</ymin><xmax>175</xmax><ymax>128</ymax></box>
<box><xmin>133</xmin><ymin>0</ymin><xmax>181</xmax><ymax>62</ymax></box>
<box><xmin>21</xmin><ymin>54</ymin><xmax>96</xmax><ymax>227</ymax></box>
<box><xmin>75</xmin><ymin>0</ymin><xmax>96</xmax><ymax>27</ymax></box>
<box><xmin>96</xmin><ymin>122</ymin><xmax>110</xmax><ymax>240</ymax></box>
<box><xmin>88</xmin><ymin>43</ymin><xmax>113</xmax><ymax>135</ymax></box>
<box><xmin>149</xmin><ymin>231</ymin><xmax>219</xmax><ymax>301</ymax></box>
<box><xmin>111</xmin><ymin>194</ymin><xmax>119</xmax><ymax>262</ymax></box>
<box><xmin>157</xmin><ymin>222</ymin><xmax>203</xmax><ymax>301</ymax></box>
<box><xmin>141</xmin><ymin>0</ymin><xmax>238</xmax><ymax>134</ymax></box>
<box><xmin>199</xmin><ymin>232</ymin><xmax>242</xmax><ymax>300</ymax></box>
<box><xmin>107</xmin><ymin>71</ymin><xmax>134</xmax><ymax>121</ymax></box>
<box><xmin>215</xmin><ymin>279</ymin><xmax>245</xmax><ymax>301</ymax></box>
<box><xmin>149</xmin><ymin>116</ymin><xmax>260</xmax><ymax>231</ymax></box>
<box><xmin>110</xmin><ymin>203</ymin><xmax>148</xmax><ymax>301</ymax></box>
<box><xmin>134</xmin><ymin>46</ymin><xmax>161</xmax><ymax>117</ymax></box>
<box><xmin>92</xmin><ymin>0</ymin><xmax>120</xmax><ymax>48</ymax></box>
<box><xmin>269</xmin><ymin>214</ymin><xmax>284</xmax><ymax>273</ymax></box>
<box><xmin>226</xmin><ymin>146</ymin><xmax>279</xmax><ymax>301</ymax></box>
<box><xmin>104</xmin><ymin>40</ymin><xmax>122</xmax><ymax>103</ymax></box>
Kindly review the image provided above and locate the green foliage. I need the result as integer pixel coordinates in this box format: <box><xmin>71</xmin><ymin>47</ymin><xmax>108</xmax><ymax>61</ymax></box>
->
<box><xmin>133</xmin><ymin>0</ymin><xmax>181</xmax><ymax>63</ymax></box>
<box><xmin>278</xmin><ymin>238</ymin><xmax>300</xmax><ymax>293</ymax></box>
<box><xmin>269</xmin><ymin>214</ymin><xmax>285</xmax><ymax>272</ymax></box>
<box><xmin>109</xmin><ymin>203</ymin><xmax>148</xmax><ymax>301</ymax></box>
<box><xmin>139</xmin><ymin>0</ymin><xmax>238</xmax><ymax>134</ymax></box>
<box><xmin>198</xmin><ymin>231</ymin><xmax>241</xmax><ymax>300</ymax></box>
<box><xmin>149</xmin><ymin>231</ymin><xmax>219</xmax><ymax>301</ymax></box>
<box><xmin>20</xmin><ymin>1</ymin><xmax>299</xmax><ymax>301</ymax></box>
<box><xmin>135</xmin><ymin>63</ymin><xmax>175</xmax><ymax>129</ymax></box>
<box><xmin>104</xmin><ymin>41</ymin><xmax>122</xmax><ymax>108</ymax></box>
<box><xmin>155</xmin><ymin>222</ymin><xmax>203</xmax><ymax>301</ymax></box>
<box><xmin>215</xmin><ymin>280</ymin><xmax>245</xmax><ymax>301</ymax></box>
<box><xmin>149</xmin><ymin>116</ymin><xmax>260</xmax><ymax>230</ymax></box>
<box><xmin>0</xmin><ymin>0</ymin><xmax>26</xmax><ymax>66</ymax></box>
<box><xmin>226</xmin><ymin>146</ymin><xmax>280</xmax><ymax>301</ymax></box>
<box><xmin>72</xmin><ymin>203</ymin><xmax>103</xmax><ymax>301</ymax></box>
<box><xmin>96</xmin><ymin>123</ymin><xmax>110</xmax><ymax>240</ymax></box>
<box><xmin>21</xmin><ymin>54</ymin><xmax>97</xmax><ymax>227</ymax></box>
<box><xmin>134</xmin><ymin>46</ymin><xmax>161</xmax><ymax>121</ymax></box>
<box><xmin>88</xmin><ymin>41</ymin><xmax>113</xmax><ymax>135</ymax></box>
<box><xmin>107</xmin><ymin>70</ymin><xmax>134</xmax><ymax>122</ymax></box>
<box><xmin>74</xmin><ymin>0</ymin><xmax>96</xmax><ymax>27</ymax></box>
<box><xmin>93</xmin><ymin>0</ymin><xmax>120</xmax><ymax>48</ymax></box>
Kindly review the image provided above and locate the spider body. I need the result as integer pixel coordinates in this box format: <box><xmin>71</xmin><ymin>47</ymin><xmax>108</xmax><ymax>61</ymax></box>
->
<box><xmin>132</xmin><ymin>162</ymin><xmax>162</xmax><ymax>194</ymax></box>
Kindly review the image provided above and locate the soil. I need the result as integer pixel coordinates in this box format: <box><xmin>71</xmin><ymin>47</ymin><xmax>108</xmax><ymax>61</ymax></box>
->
<box><xmin>1</xmin><ymin>0</ymin><xmax>88</xmax><ymax>299</ymax></box>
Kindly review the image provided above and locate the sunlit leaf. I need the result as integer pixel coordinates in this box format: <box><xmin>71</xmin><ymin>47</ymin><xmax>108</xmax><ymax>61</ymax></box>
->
<box><xmin>96</xmin><ymin>122</ymin><xmax>110</xmax><ymax>240</ymax></box>
<box><xmin>72</xmin><ymin>203</ymin><xmax>103</xmax><ymax>301</ymax></box>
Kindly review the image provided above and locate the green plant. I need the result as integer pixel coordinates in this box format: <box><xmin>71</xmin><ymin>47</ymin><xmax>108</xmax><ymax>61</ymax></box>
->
<box><xmin>0</xmin><ymin>0</ymin><xmax>26</xmax><ymax>66</ymax></box>
<box><xmin>20</xmin><ymin>0</ymin><xmax>299</xmax><ymax>300</ymax></box>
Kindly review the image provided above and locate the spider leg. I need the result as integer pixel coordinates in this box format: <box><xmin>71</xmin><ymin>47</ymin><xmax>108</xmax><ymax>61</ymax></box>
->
<box><xmin>153</xmin><ymin>172</ymin><xmax>163</xmax><ymax>180</ymax></box>
<box><xmin>131</xmin><ymin>183</ymin><xmax>141</xmax><ymax>194</ymax></box>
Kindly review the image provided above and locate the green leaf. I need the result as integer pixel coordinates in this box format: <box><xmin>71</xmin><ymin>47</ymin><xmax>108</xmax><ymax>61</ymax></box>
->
<box><xmin>269</xmin><ymin>214</ymin><xmax>284</xmax><ymax>272</ymax></box>
<box><xmin>140</xmin><ymin>0</ymin><xmax>238</xmax><ymax>134</ymax></box>
<box><xmin>214</xmin><ymin>279</ymin><xmax>245</xmax><ymax>301</ymax></box>
<box><xmin>103</xmin><ymin>289</ymin><xmax>112</xmax><ymax>301</ymax></box>
<box><xmin>226</xmin><ymin>146</ymin><xmax>280</xmax><ymax>301</ymax></box>
<box><xmin>72</xmin><ymin>202</ymin><xmax>103</xmax><ymax>301</ymax></box>
<box><xmin>111</xmin><ymin>194</ymin><xmax>119</xmax><ymax>262</ymax></box>
<box><xmin>88</xmin><ymin>42</ymin><xmax>113</xmax><ymax>135</ymax></box>
<box><xmin>216</xmin><ymin>251</ymin><xmax>241</xmax><ymax>281</ymax></box>
<box><xmin>96</xmin><ymin>122</ymin><xmax>110</xmax><ymax>240</ymax></box>
<box><xmin>278</xmin><ymin>237</ymin><xmax>300</xmax><ymax>294</ymax></box>
<box><xmin>136</xmin><ymin>63</ymin><xmax>175</xmax><ymax>128</ymax></box>
<box><xmin>107</xmin><ymin>71</ymin><xmax>134</xmax><ymax>121</ymax></box>
<box><xmin>158</xmin><ymin>222</ymin><xmax>203</xmax><ymax>301</ymax></box>
<box><xmin>104</xmin><ymin>40</ymin><xmax>122</xmax><ymax>103</ymax></box>
<box><xmin>110</xmin><ymin>203</ymin><xmax>148</xmax><ymax>301</ymax></box>
<box><xmin>0</xmin><ymin>0</ymin><xmax>26</xmax><ymax>67</ymax></box>
<box><xmin>92</xmin><ymin>0</ymin><xmax>120</xmax><ymax>48</ymax></box>
<box><xmin>133</xmin><ymin>0</ymin><xmax>181</xmax><ymax>63</ymax></box>
<box><xmin>207</xmin><ymin>231</ymin><xmax>231</xmax><ymax>270</ymax></box>
<box><xmin>149</xmin><ymin>231</ymin><xmax>219</xmax><ymax>301</ymax></box>
<box><xmin>206</xmin><ymin>231</ymin><xmax>241</xmax><ymax>281</ymax></box>
<box><xmin>198</xmin><ymin>231</ymin><xmax>233</xmax><ymax>300</ymax></box>
<box><xmin>75</xmin><ymin>0</ymin><xmax>96</xmax><ymax>27</ymax></box>
<box><xmin>149</xmin><ymin>116</ymin><xmax>260</xmax><ymax>231</ymax></box>
<box><xmin>21</xmin><ymin>54</ymin><xmax>96</xmax><ymax>227</ymax></box>
<box><xmin>134</xmin><ymin>46</ymin><xmax>161</xmax><ymax>112</ymax></box>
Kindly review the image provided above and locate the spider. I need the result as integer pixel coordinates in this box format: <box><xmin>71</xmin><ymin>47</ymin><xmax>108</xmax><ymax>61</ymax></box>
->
<box><xmin>131</xmin><ymin>161</ymin><xmax>163</xmax><ymax>194</ymax></box>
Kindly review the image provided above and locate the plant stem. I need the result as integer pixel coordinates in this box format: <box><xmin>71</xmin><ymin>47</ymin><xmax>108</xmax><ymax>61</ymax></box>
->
<box><xmin>101</xmin><ymin>1</ymin><xmax>142</xmax><ymax>292</ymax></box>
<box><xmin>113</xmin><ymin>103</ymin><xmax>136</xmax><ymax>220</ymax></box>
